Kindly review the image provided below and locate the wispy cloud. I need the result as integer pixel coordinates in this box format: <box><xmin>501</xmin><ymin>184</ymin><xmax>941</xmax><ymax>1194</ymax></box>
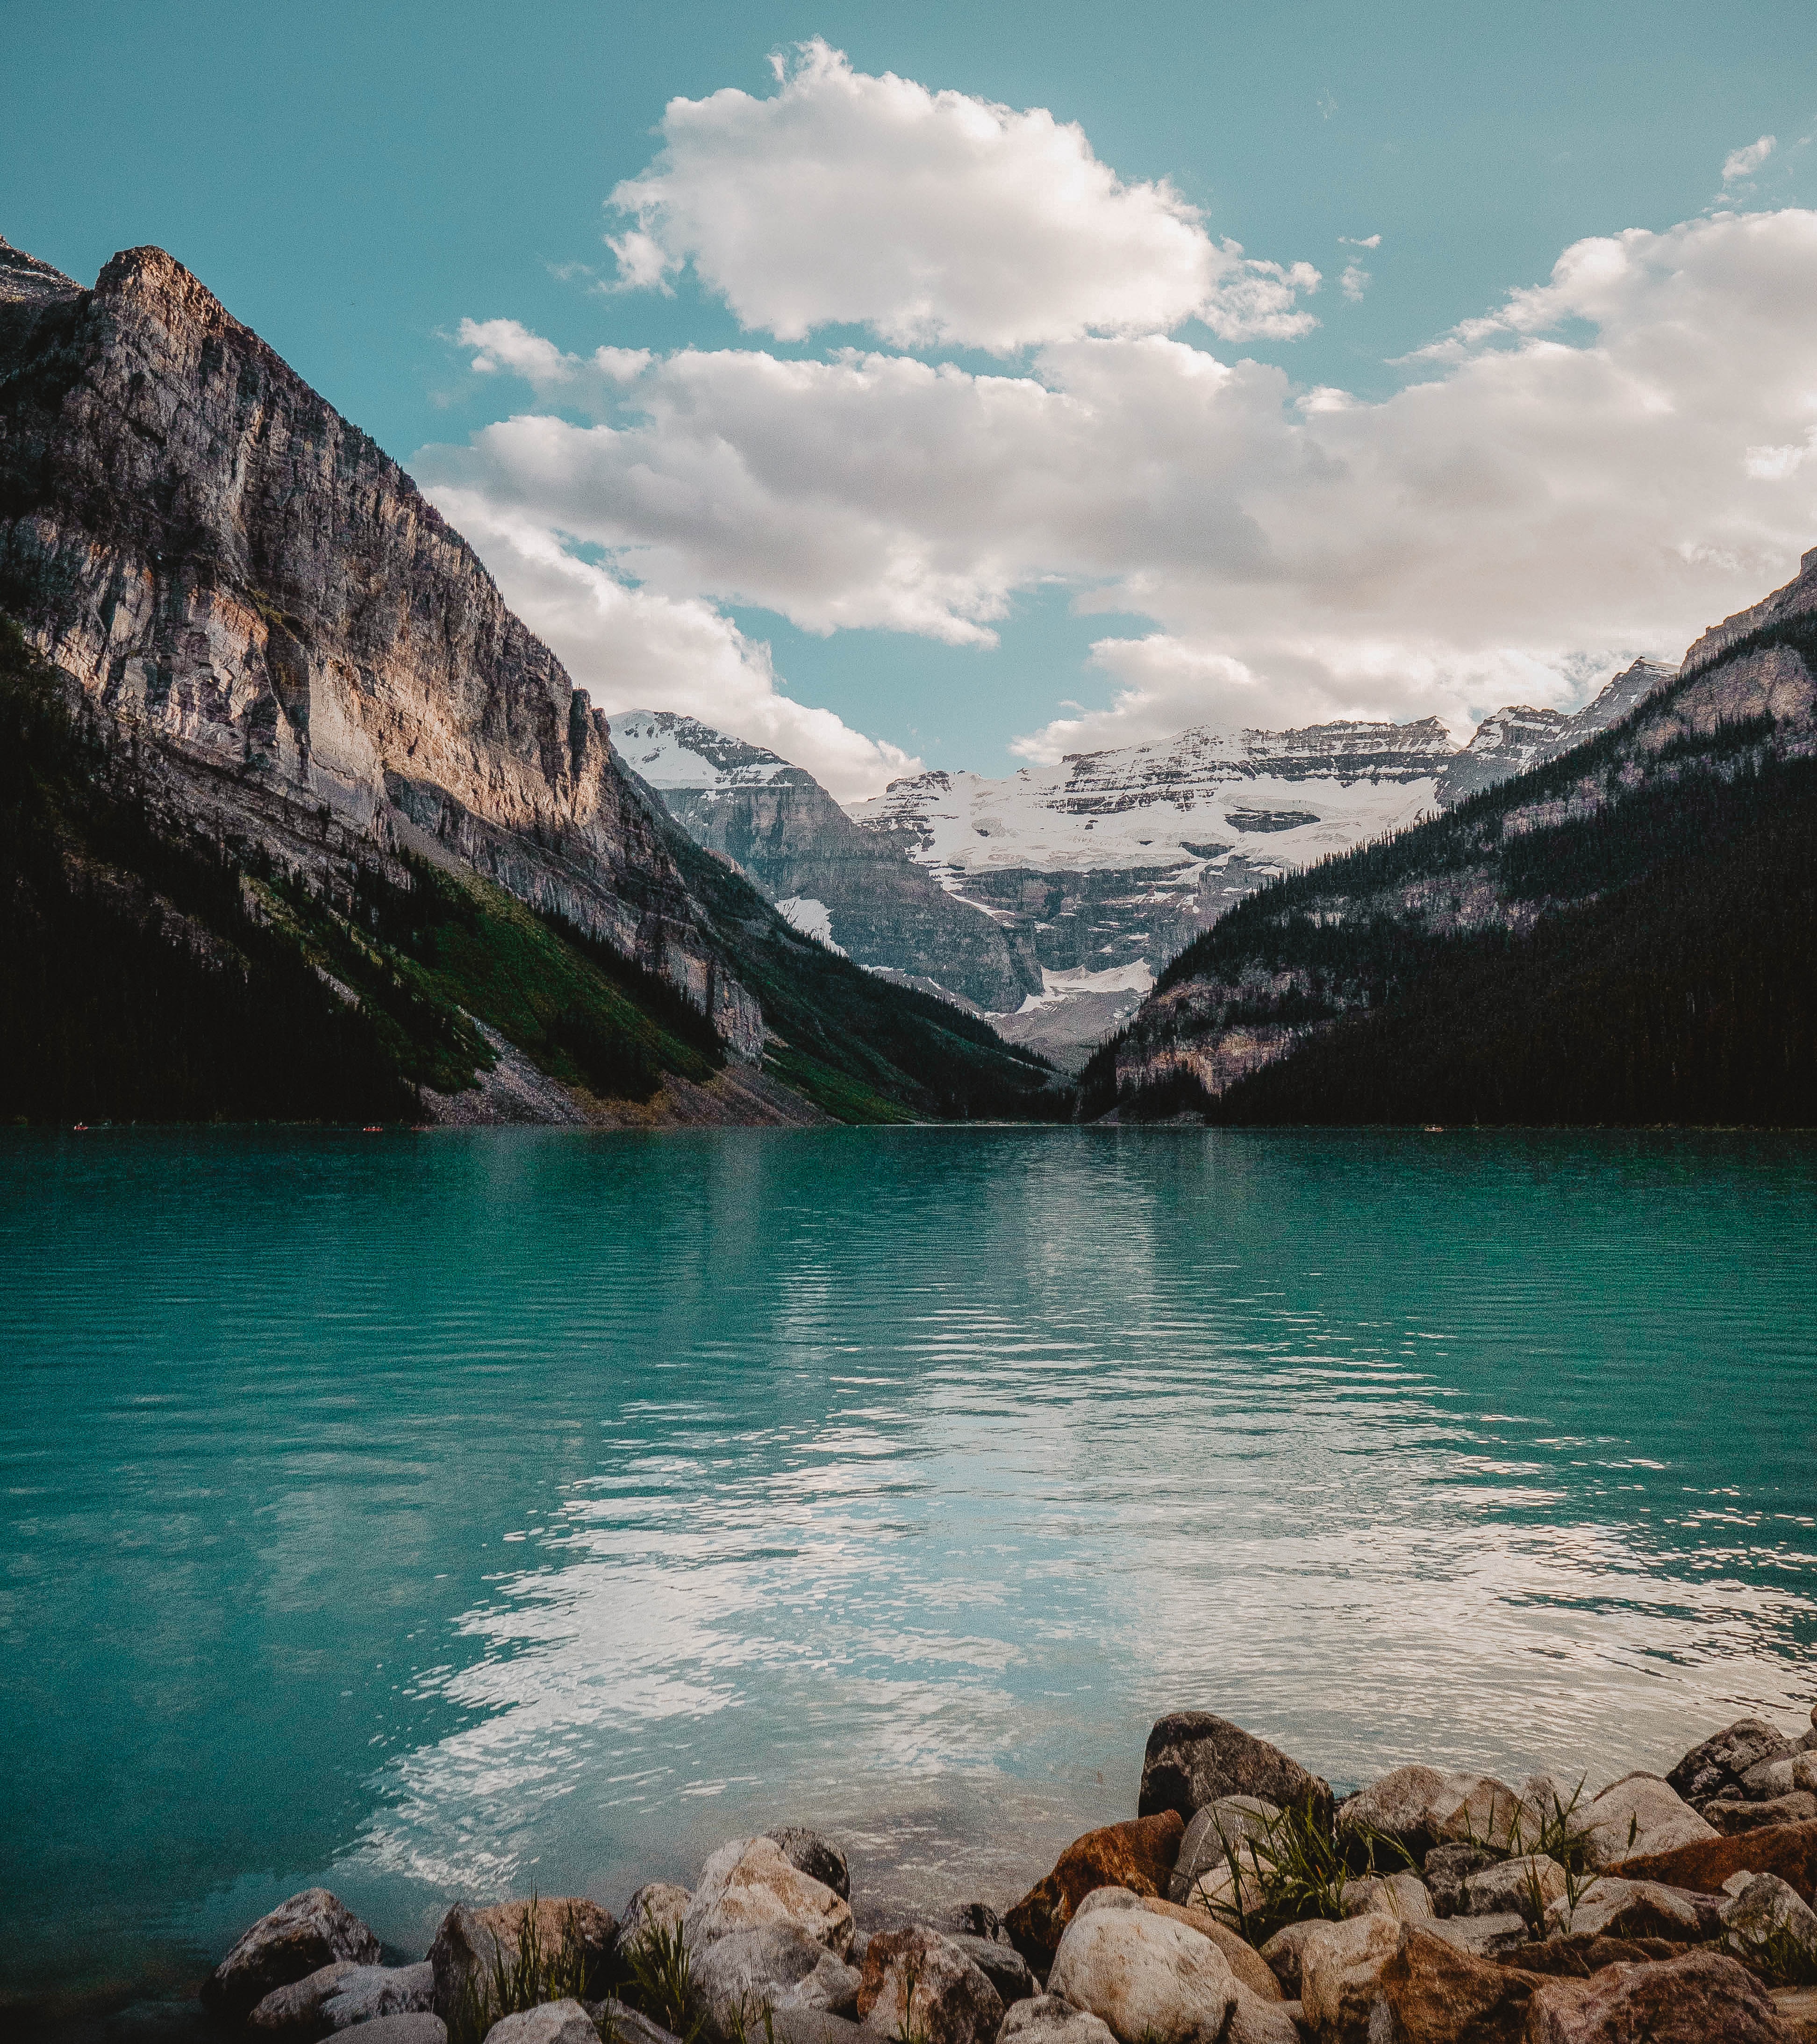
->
<box><xmin>1722</xmin><ymin>134</ymin><xmax>1776</xmax><ymax>182</ymax></box>
<box><xmin>1340</xmin><ymin>234</ymin><xmax>1381</xmax><ymax>250</ymax></box>
<box><xmin>1340</xmin><ymin>264</ymin><xmax>1371</xmax><ymax>301</ymax></box>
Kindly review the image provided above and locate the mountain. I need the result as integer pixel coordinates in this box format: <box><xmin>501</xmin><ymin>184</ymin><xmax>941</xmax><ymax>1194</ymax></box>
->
<box><xmin>1080</xmin><ymin>566</ymin><xmax>1817</xmax><ymax>1126</ymax></box>
<box><xmin>0</xmin><ymin>237</ymin><xmax>1059</xmax><ymax>1125</ymax></box>
<box><xmin>1432</xmin><ymin>659</ymin><xmax>1676</xmax><ymax>805</ymax></box>
<box><xmin>611</xmin><ymin>709</ymin><xmax>1036</xmax><ymax>1013</ymax></box>
<box><xmin>848</xmin><ymin>718</ymin><xmax>1472</xmax><ymax>1061</ymax></box>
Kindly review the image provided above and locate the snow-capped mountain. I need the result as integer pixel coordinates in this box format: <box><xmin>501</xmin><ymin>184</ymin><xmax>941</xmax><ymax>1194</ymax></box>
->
<box><xmin>620</xmin><ymin>664</ymin><xmax>1679</xmax><ymax>1066</ymax></box>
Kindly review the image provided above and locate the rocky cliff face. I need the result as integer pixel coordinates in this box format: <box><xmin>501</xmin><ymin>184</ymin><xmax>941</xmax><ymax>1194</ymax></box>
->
<box><xmin>0</xmin><ymin>237</ymin><xmax>763</xmax><ymax>1054</ymax></box>
<box><xmin>1092</xmin><ymin>571</ymin><xmax>1817</xmax><ymax>1120</ymax></box>
<box><xmin>614</xmin><ymin>709</ymin><xmax>1035</xmax><ymax>1014</ymax></box>
<box><xmin>1433</xmin><ymin>660</ymin><xmax>1676</xmax><ymax>806</ymax></box>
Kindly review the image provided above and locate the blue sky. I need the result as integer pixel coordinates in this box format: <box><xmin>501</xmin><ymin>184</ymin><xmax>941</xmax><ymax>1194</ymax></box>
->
<box><xmin>7</xmin><ymin>1</ymin><xmax>1817</xmax><ymax>789</ymax></box>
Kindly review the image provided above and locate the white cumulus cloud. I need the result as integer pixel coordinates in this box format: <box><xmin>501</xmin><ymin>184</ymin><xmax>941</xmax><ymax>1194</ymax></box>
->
<box><xmin>422</xmin><ymin>205</ymin><xmax>1817</xmax><ymax>765</ymax></box>
<box><xmin>602</xmin><ymin>39</ymin><xmax>1319</xmax><ymax>351</ymax></box>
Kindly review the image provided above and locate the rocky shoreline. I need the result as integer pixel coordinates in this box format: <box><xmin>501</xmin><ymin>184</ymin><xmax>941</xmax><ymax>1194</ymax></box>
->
<box><xmin>173</xmin><ymin>1706</ymin><xmax>1817</xmax><ymax>2044</ymax></box>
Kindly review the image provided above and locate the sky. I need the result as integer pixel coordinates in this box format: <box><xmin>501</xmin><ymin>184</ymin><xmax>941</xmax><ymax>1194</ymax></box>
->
<box><xmin>7</xmin><ymin>0</ymin><xmax>1817</xmax><ymax>796</ymax></box>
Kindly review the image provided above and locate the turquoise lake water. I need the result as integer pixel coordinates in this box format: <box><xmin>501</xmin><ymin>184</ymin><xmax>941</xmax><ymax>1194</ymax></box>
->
<box><xmin>3</xmin><ymin>1126</ymin><xmax>1816</xmax><ymax>2020</ymax></box>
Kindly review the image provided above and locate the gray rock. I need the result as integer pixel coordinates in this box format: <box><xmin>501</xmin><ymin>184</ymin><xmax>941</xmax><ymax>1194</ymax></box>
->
<box><xmin>1138</xmin><ymin>1713</ymin><xmax>1332</xmax><ymax>1828</ymax></box>
<box><xmin>695</xmin><ymin>1925</ymin><xmax>860</xmax><ymax>2037</ymax></box>
<box><xmin>997</xmin><ymin>1995</ymin><xmax>1117</xmax><ymax>2044</ymax></box>
<box><xmin>248</xmin><ymin>1963</ymin><xmax>360</xmax><ymax>2037</ymax></box>
<box><xmin>323</xmin><ymin>1963</ymin><xmax>437</xmax><ymax>2030</ymax></box>
<box><xmin>1665</xmin><ymin>1717</ymin><xmax>1791</xmax><ymax>1808</ymax></box>
<box><xmin>937</xmin><ymin>1933</ymin><xmax>1033</xmax><ymax>2007</ymax></box>
<box><xmin>1256</xmin><ymin>1922</ymin><xmax>1323</xmax><ymax>1996</ymax></box>
<box><xmin>1739</xmin><ymin>1756</ymin><xmax>1798</xmax><ymax>1800</ymax></box>
<box><xmin>1463</xmin><ymin>1855</ymin><xmax>1567</xmax><ymax>1923</ymax></box>
<box><xmin>622</xmin><ymin>1885</ymin><xmax>692</xmax><ymax>1951</ymax></box>
<box><xmin>1796</xmin><ymin>1753</ymin><xmax>1817</xmax><ymax>1793</ymax></box>
<box><xmin>687</xmin><ymin>1839</ymin><xmax>853</xmax><ymax>1957</ymax></box>
<box><xmin>1547</xmin><ymin>1877</ymin><xmax>1723</xmax><ymax>1943</ymax></box>
<box><xmin>1703</xmin><ymin>1791</ymin><xmax>1817</xmax><ymax>1834</ymax></box>
<box><xmin>1336</xmin><ymin>1766</ymin><xmax>1537</xmax><ymax>1862</ymax></box>
<box><xmin>765</xmin><ymin>1829</ymin><xmax>851</xmax><ymax>1904</ymax></box>
<box><xmin>1339</xmin><ymin>1872</ymin><xmax>1433</xmax><ymax>1922</ymax></box>
<box><xmin>766</xmin><ymin>2012</ymin><xmax>862</xmax><ymax>2044</ymax></box>
<box><xmin>1297</xmin><ymin>1915</ymin><xmax>1400</xmax><ymax>2044</ymax></box>
<box><xmin>587</xmin><ymin>2002</ymin><xmax>679</xmax><ymax>2044</ymax></box>
<box><xmin>430</xmin><ymin>1901</ymin><xmax>618</xmax><ymax>2024</ymax></box>
<box><xmin>1720</xmin><ymin>1871</ymin><xmax>1817</xmax><ymax>1968</ymax></box>
<box><xmin>857</xmin><ymin>1927</ymin><xmax>1003</xmax><ymax>2044</ymax></box>
<box><xmin>1414</xmin><ymin>1912</ymin><xmax>1533</xmax><ymax>1958</ymax></box>
<box><xmin>481</xmin><ymin>2001</ymin><xmax>598</xmax><ymax>2044</ymax></box>
<box><xmin>944</xmin><ymin>1906</ymin><xmax>1008</xmax><ymax>1946</ymax></box>
<box><xmin>1421</xmin><ymin>1844</ymin><xmax>1498</xmax><ymax>1917</ymax></box>
<box><xmin>339</xmin><ymin>2022</ymin><xmax>445</xmax><ymax>2044</ymax></box>
<box><xmin>1168</xmin><ymin>1798</ymin><xmax>1280</xmax><ymax>1907</ymax></box>
<box><xmin>201</xmin><ymin>1890</ymin><xmax>383</xmax><ymax>2022</ymax></box>
<box><xmin>1579</xmin><ymin>1771</ymin><xmax>1716</xmax><ymax>1869</ymax></box>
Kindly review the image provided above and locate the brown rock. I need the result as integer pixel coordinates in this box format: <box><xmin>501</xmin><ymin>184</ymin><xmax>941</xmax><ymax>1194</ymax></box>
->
<box><xmin>200</xmin><ymin>1889</ymin><xmax>382</xmax><ymax>2022</ymax></box>
<box><xmin>1611</xmin><ymin>1818</ymin><xmax>1817</xmax><ymax>1904</ymax></box>
<box><xmin>1666</xmin><ymin>1718</ymin><xmax>1793</xmax><ymax>1809</ymax></box>
<box><xmin>856</xmin><ymin>1928</ymin><xmax>1003</xmax><ymax>2044</ymax></box>
<box><xmin>428</xmin><ymin>1898</ymin><xmax>617</xmax><ymax>2023</ymax></box>
<box><xmin>1001</xmin><ymin>1812</ymin><xmax>1185</xmax><ymax>1964</ymax></box>
<box><xmin>1707</xmin><ymin>1793</ymin><xmax>1817</xmax><ymax>1835</ymax></box>
<box><xmin>1376</xmin><ymin>1924</ymin><xmax>1548</xmax><ymax>2044</ymax></box>
<box><xmin>1138</xmin><ymin>1714</ymin><xmax>1332</xmax><ymax>1828</ymax></box>
<box><xmin>1526</xmin><ymin>1950</ymin><xmax>1798</xmax><ymax>2042</ymax></box>
<box><xmin>1509</xmin><ymin>1935</ymin><xmax>1683</xmax><ymax>1978</ymax></box>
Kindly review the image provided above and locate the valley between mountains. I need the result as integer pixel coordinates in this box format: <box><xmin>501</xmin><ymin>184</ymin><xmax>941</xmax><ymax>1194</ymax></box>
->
<box><xmin>2</xmin><ymin>231</ymin><xmax>1813</xmax><ymax>1129</ymax></box>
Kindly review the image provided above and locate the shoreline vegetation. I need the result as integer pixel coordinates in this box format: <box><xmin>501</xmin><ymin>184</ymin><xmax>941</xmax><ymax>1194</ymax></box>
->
<box><xmin>74</xmin><ymin>1705</ymin><xmax>1817</xmax><ymax>2044</ymax></box>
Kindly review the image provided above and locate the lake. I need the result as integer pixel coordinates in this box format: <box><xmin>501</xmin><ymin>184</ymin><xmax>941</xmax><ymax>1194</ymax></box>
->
<box><xmin>3</xmin><ymin>1126</ymin><xmax>1815</xmax><ymax>2027</ymax></box>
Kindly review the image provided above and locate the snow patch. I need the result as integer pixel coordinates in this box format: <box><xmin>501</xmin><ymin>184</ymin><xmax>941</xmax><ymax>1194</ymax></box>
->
<box><xmin>775</xmin><ymin>896</ymin><xmax>846</xmax><ymax>954</ymax></box>
<box><xmin>612</xmin><ymin>708</ymin><xmax>795</xmax><ymax>789</ymax></box>
<box><xmin>1013</xmin><ymin>962</ymin><xmax>1155</xmax><ymax>1014</ymax></box>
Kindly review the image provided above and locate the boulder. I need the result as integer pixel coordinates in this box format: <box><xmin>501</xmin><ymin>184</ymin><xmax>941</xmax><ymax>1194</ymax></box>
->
<box><xmin>1045</xmin><ymin>1906</ymin><xmax>1236</xmax><ymax>2044</ymax></box>
<box><xmin>694</xmin><ymin>1924</ymin><xmax>861</xmax><ymax>2037</ymax></box>
<box><xmin>1709</xmin><ymin>1794</ymin><xmax>1817</xmax><ymax>1834</ymax></box>
<box><xmin>1413</xmin><ymin>1914</ymin><xmax>1531</xmax><ymax>1959</ymax></box>
<box><xmin>856</xmin><ymin>1928</ymin><xmax>1002</xmax><ymax>2044</ymax></box>
<box><xmin>1462</xmin><ymin>1854</ymin><xmax>1567</xmax><ymax>1922</ymax></box>
<box><xmin>622</xmin><ymin>1885</ymin><xmax>692</xmax><ymax>1951</ymax></box>
<box><xmin>1797</xmin><ymin>1755</ymin><xmax>1817</xmax><ymax>1794</ymax></box>
<box><xmin>1610</xmin><ymin>1817</ymin><xmax>1817</xmax><ymax>1903</ymax></box>
<box><xmin>1256</xmin><ymin>1921</ymin><xmax>1324</xmax><ymax>1996</ymax></box>
<box><xmin>1526</xmin><ymin>1950</ymin><xmax>1797</xmax><ymax>2042</ymax></box>
<box><xmin>1374</xmin><ymin>1923</ymin><xmax>1548</xmax><ymax>2044</ymax></box>
<box><xmin>1222</xmin><ymin>1987</ymin><xmax>1299</xmax><ymax>2044</ymax></box>
<box><xmin>1071</xmin><ymin>1887</ymin><xmax>1282</xmax><ymax>2003</ymax></box>
<box><xmin>1138</xmin><ymin>1714</ymin><xmax>1331</xmax><ymax>1829</ymax></box>
<box><xmin>248</xmin><ymin>1963</ymin><xmax>361</xmax><ymax>2037</ymax></box>
<box><xmin>1666</xmin><ymin>1717</ymin><xmax>1793</xmax><ymax>1809</ymax></box>
<box><xmin>1297</xmin><ymin>1913</ymin><xmax>1399</xmax><ymax>2044</ymax></box>
<box><xmin>1579</xmin><ymin>1771</ymin><xmax>1716</xmax><ymax>1869</ymax></box>
<box><xmin>1513</xmin><ymin>1936</ymin><xmax>1684</xmax><ymax>1978</ymax></box>
<box><xmin>1745</xmin><ymin>1758</ymin><xmax>1801</xmax><ymax>1801</ymax></box>
<box><xmin>429</xmin><ymin>1900</ymin><xmax>618</xmax><ymax>2024</ymax></box>
<box><xmin>1338</xmin><ymin>1873</ymin><xmax>1431</xmax><ymax>1923</ymax></box>
<box><xmin>687</xmin><ymin>1839</ymin><xmax>854</xmax><ymax>1958</ymax></box>
<box><xmin>1167</xmin><ymin>1799</ymin><xmax>1279</xmax><ymax>1908</ymax></box>
<box><xmin>201</xmin><ymin>1890</ymin><xmax>383</xmax><ymax>2022</ymax></box>
<box><xmin>1722</xmin><ymin>1872</ymin><xmax>1817</xmax><ymax>1968</ymax></box>
<box><xmin>1420</xmin><ymin>1844</ymin><xmax>1498</xmax><ymax>1917</ymax></box>
<box><xmin>1001</xmin><ymin>1813</ymin><xmax>1185</xmax><ymax>1964</ymax></box>
<box><xmin>944</xmin><ymin>1906</ymin><xmax>1008</xmax><ymax>1946</ymax></box>
<box><xmin>937</xmin><ymin>1934</ymin><xmax>1032</xmax><ymax>2008</ymax></box>
<box><xmin>480</xmin><ymin>2001</ymin><xmax>599</xmax><ymax>2044</ymax></box>
<box><xmin>997</xmin><ymin>1994</ymin><xmax>1117</xmax><ymax>2044</ymax></box>
<box><xmin>766</xmin><ymin>2013</ymin><xmax>859</xmax><ymax>2044</ymax></box>
<box><xmin>587</xmin><ymin>2005</ymin><xmax>680</xmax><ymax>2044</ymax></box>
<box><xmin>1335</xmin><ymin>1767</ymin><xmax>1535</xmax><ymax>1862</ymax></box>
<box><xmin>322</xmin><ymin>1963</ymin><xmax>436</xmax><ymax>2030</ymax></box>
<box><xmin>1546</xmin><ymin>1877</ymin><xmax>1722</xmax><ymax>1943</ymax></box>
<box><xmin>766</xmin><ymin>1830</ymin><xmax>851</xmax><ymax>1905</ymax></box>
